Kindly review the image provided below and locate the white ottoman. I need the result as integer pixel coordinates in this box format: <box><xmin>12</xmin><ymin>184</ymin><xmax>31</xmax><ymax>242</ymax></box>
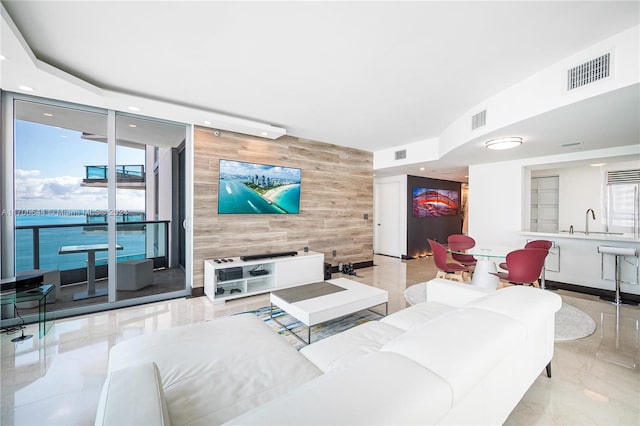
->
<box><xmin>117</xmin><ymin>259</ymin><xmax>153</xmax><ymax>291</ymax></box>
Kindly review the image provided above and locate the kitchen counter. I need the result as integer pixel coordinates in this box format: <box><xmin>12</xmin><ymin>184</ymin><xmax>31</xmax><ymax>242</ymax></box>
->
<box><xmin>520</xmin><ymin>231</ymin><xmax>639</xmax><ymax>295</ymax></box>
<box><xmin>522</xmin><ymin>231</ymin><xmax>640</xmax><ymax>243</ymax></box>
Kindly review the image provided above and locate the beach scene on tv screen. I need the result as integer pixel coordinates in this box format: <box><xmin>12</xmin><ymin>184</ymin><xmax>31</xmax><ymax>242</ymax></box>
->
<box><xmin>412</xmin><ymin>188</ymin><xmax>459</xmax><ymax>217</ymax></box>
<box><xmin>218</xmin><ymin>160</ymin><xmax>301</xmax><ymax>214</ymax></box>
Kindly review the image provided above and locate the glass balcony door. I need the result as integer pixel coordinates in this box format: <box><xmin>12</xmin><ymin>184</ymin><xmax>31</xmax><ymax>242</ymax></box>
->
<box><xmin>114</xmin><ymin>113</ymin><xmax>186</xmax><ymax>302</ymax></box>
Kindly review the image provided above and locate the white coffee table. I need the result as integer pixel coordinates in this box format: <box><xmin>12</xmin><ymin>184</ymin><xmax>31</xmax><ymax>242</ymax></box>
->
<box><xmin>270</xmin><ymin>277</ymin><xmax>388</xmax><ymax>345</ymax></box>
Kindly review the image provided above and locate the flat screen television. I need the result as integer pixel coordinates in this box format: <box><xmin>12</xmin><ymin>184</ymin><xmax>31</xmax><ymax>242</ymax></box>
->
<box><xmin>218</xmin><ymin>159</ymin><xmax>301</xmax><ymax>214</ymax></box>
<box><xmin>412</xmin><ymin>187</ymin><xmax>459</xmax><ymax>217</ymax></box>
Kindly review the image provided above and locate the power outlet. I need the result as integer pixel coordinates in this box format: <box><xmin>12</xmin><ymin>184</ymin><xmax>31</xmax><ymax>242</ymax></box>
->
<box><xmin>363</xmin><ymin>213</ymin><xmax>369</xmax><ymax>220</ymax></box>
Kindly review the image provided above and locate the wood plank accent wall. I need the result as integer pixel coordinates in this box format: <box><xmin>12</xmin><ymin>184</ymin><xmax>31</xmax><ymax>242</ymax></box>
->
<box><xmin>193</xmin><ymin>126</ymin><xmax>373</xmax><ymax>289</ymax></box>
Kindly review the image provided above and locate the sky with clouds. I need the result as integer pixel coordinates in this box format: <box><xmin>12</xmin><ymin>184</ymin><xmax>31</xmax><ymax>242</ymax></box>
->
<box><xmin>15</xmin><ymin>120</ymin><xmax>145</xmax><ymax>211</ymax></box>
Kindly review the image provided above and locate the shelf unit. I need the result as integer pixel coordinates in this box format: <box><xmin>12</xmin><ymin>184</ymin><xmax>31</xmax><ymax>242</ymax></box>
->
<box><xmin>531</xmin><ymin>176</ymin><xmax>559</xmax><ymax>232</ymax></box>
<box><xmin>204</xmin><ymin>251</ymin><xmax>324</xmax><ymax>303</ymax></box>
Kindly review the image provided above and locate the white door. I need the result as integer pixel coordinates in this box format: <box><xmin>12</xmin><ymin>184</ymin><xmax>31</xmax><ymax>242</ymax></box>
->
<box><xmin>374</xmin><ymin>181</ymin><xmax>402</xmax><ymax>257</ymax></box>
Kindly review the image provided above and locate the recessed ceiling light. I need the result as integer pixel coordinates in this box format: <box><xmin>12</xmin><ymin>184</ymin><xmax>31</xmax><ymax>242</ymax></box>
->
<box><xmin>129</xmin><ymin>124</ymin><xmax>137</xmax><ymax>128</ymax></box>
<box><xmin>19</xmin><ymin>85</ymin><xmax>34</xmax><ymax>92</ymax></box>
<box><xmin>420</xmin><ymin>167</ymin><xmax>425</xmax><ymax>171</ymax></box>
<box><xmin>128</xmin><ymin>106</ymin><xmax>140</xmax><ymax>111</ymax></box>
<box><xmin>485</xmin><ymin>137</ymin><xmax>523</xmax><ymax>150</ymax></box>
<box><xmin>43</xmin><ymin>112</ymin><xmax>53</xmax><ymax>117</ymax></box>
<box><xmin>204</xmin><ymin>120</ymin><xmax>212</xmax><ymax>125</ymax></box>
<box><xmin>590</xmin><ymin>163</ymin><xmax>606</xmax><ymax>167</ymax></box>
<box><xmin>0</xmin><ymin>55</ymin><xmax>6</xmax><ymax>60</ymax></box>
<box><xmin>261</xmin><ymin>131</ymin><xmax>268</xmax><ymax>136</ymax></box>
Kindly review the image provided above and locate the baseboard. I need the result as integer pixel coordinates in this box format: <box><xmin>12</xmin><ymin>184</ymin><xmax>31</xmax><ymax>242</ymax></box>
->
<box><xmin>545</xmin><ymin>280</ymin><xmax>640</xmax><ymax>304</ymax></box>
<box><xmin>328</xmin><ymin>260</ymin><xmax>374</xmax><ymax>274</ymax></box>
<box><xmin>353</xmin><ymin>260</ymin><xmax>374</xmax><ymax>270</ymax></box>
<box><xmin>188</xmin><ymin>287</ymin><xmax>205</xmax><ymax>298</ymax></box>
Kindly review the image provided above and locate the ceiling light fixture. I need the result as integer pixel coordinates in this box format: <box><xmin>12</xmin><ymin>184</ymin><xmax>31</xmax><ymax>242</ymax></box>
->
<box><xmin>260</xmin><ymin>131</ymin><xmax>268</xmax><ymax>137</ymax></box>
<box><xmin>0</xmin><ymin>55</ymin><xmax>6</xmax><ymax>60</ymax></box>
<box><xmin>204</xmin><ymin>120</ymin><xmax>212</xmax><ymax>125</ymax></box>
<box><xmin>43</xmin><ymin>112</ymin><xmax>53</xmax><ymax>117</ymax></box>
<box><xmin>129</xmin><ymin>124</ymin><xmax>137</xmax><ymax>128</ymax></box>
<box><xmin>128</xmin><ymin>106</ymin><xmax>140</xmax><ymax>111</ymax></box>
<box><xmin>485</xmin><ymin>136</ymin><xmax>523</xmax><ymax>150</ymax></box>
<box><xmin>590</xmin><ymin>163</ymin><xmax>606</xmax><ymax>167</ymax></box>
<box><xmin>19</xmin><ymin>85</ymin><xmax>34</xmax><ymax>92</ymax></box>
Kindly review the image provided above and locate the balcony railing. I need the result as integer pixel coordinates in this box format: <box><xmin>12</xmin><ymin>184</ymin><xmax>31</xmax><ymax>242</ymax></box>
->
<box><xmin>15</xmin><ymin>220</ymin><xmax>169</xmax><ymax>285</ymax></box>
<box><xmin>82</xmin><ymin>165</ymin><xmax>145</xmax><ymax>188</ymax></box>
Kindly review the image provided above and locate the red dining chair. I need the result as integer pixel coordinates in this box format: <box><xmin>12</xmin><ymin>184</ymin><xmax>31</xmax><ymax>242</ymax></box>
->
<box><xmin>428</xmin><ymin>239</ymin><xmax>470</xmax><ymax>283</ymax></box>
<box><xmin>498</xmin><ymin>240</ymin><xmax>552</xmax><ymax>270</ymax></box>
<box><xmin>492</xmin><ymin>248</ymin><xmax>549</xmax><ymax>287</ymax></box>
<box><xmin>447</xmin><ymin>234</ymin><xmax>477</xmax><ymax>267</ymax></box>
<box><xmin>498</xmin><ymin>240</ymin><xmax>552</xmax><ymax>288</ymax></box>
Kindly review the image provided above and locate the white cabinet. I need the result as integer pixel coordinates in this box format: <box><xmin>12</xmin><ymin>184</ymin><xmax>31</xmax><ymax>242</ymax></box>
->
<box><xmin>204</xmin><ymin>251</ymin><xmax>324</xmax><ymax>303</ymax></box>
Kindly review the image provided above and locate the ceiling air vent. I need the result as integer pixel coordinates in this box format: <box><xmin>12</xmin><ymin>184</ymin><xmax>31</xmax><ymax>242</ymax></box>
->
<box><xmin>567</xmin><ymin>53</ymin><xmax>610</xmax><ymax>91</ymax></box>
<box><xmin>394</xmin><ymin>149</ymin><xmax>407</xmax><ymax>160</ymax></box>
<box><xmin>607</xmin><ymin>169</ymin><xmax>640</xmax><ymax>184</ymax></box>
<box><xmin>471</xmin><ymin>110</ymin><xmax>486</xmax><ymax>130</ymax></box>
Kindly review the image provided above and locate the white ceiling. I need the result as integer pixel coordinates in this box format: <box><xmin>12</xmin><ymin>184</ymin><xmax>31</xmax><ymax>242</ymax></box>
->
<box><xmin>1</xmin><ymin>1</ymin><xmax>639</xmax><ymax>181</ymax></box>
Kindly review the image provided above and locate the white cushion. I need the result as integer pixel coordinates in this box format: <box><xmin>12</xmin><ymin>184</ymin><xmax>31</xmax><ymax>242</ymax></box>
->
<box><xmin>225</xmin><ymin>351</ymin><xmax>453</xmax><ymax>425</ymax></box>
<box><xmin>95</xmin><ymin>362</ymin><xmax>169</xmax><ymax>426</ymax></box>
<box><xmin>425</xmin><ymin>278</ymin><xmax>494</xmax><ymax>307</ymax></box>
<box><xmin>108</xmin><ymin>314</ymin><xmax>321</xmax><ymax>425</ymax></box>
<box><xmin>382</xmin><ymin>308</ymin><xmax>526</xmax><ymax>403</ymax></box>
<box><xmin>381</xmin><ymin>301</ymin><xmax>456</xmax><ymax>331</ymax></box>
<box><xmin>467</xmin><ymin>285</ymin><xmax>562</xmax><ymax>329</ymax></box>
<box><xmin>300</xmin><ymin>321</ymin><xmax>403</xmax><ymax>372</ymax></box>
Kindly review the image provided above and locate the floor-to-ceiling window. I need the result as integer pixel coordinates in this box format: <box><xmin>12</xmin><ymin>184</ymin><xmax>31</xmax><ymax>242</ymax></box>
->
<box><xmin>1</xmin><ymin>93</ymin><xmax>187</xmax><ymax>321</ymax></box>
<box><xmin>13</xmin><ymin>98</ymin><xmax>112</xmax><ymax>312</ymax></box>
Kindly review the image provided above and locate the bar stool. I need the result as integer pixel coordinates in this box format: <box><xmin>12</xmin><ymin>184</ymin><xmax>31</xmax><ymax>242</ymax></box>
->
<box><xmin>597</xmin><ymin>246</ymin><xmax>638</xmax><ymax>305</ymax></box>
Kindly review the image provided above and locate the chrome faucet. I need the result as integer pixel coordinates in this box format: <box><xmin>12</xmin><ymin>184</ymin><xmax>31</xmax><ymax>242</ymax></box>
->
<box><xmin>585</xmin><ymin>209</ymin><xmax>595</xmax><ymax>235</ymax></box>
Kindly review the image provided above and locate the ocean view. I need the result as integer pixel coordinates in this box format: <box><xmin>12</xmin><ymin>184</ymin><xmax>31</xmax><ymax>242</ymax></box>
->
<box><xmin>15</xmin><ymin>213</ymin><xmax>147</xmax><ymax>273</ymax></box>
<box><xmin>266</xmin><ymin>184</ymin><xmax>301</xmax><ymax>214</ymax></box>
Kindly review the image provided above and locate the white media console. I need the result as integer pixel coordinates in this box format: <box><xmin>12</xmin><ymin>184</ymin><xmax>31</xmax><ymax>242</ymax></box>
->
<box><xmin>204</xmin><ymin>251</ymin><xmax>325</xmax><ymax>303</ymax></box>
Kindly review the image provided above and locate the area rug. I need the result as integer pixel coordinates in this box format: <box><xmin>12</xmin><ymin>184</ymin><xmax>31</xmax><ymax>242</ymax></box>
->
<box><xmin>554</xmin><ymin>302</ymin><xmax>596</xmax><ymax>341</ymax></box>
<box><xmin>403</xmin><ymin>283</ymin><xmax>596</xmax><ymax>341</ymax></box>
<box><xmin>247</xmin><ymin>306</ymin><xmax>382</xmax><ymax>350</ymax></box>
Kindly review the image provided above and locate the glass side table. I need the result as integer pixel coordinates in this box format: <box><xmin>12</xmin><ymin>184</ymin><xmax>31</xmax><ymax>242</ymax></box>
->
<box><xmin>1</xmin><ymin>284</ymin><xmax>54</xmax><ymax>338</ymax></box>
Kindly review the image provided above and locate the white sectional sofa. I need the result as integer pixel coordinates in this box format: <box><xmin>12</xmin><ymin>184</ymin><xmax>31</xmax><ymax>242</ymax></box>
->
<box><xmin>95</xmin><ymin>278</ymin><xmax>562</xmax><ymax>425</ymax></box>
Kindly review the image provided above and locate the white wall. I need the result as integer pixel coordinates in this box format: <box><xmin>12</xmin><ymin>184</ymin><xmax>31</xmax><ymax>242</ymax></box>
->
<box><xmin>468</xmin><ymin>162</ymin><xmax>525</xmax><ymax>247</ymax></box>
<box><xmin>558</xmin><ymin>166</ymin><xmax>606</xmax><ymax>232</ymax></box>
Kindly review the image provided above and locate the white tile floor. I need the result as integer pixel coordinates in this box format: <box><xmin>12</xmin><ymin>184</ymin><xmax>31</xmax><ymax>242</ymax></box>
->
<box><xmin>1</xmin><ymin>255</ymin><xmax>638</xmax><ymax>425</ymax></box>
